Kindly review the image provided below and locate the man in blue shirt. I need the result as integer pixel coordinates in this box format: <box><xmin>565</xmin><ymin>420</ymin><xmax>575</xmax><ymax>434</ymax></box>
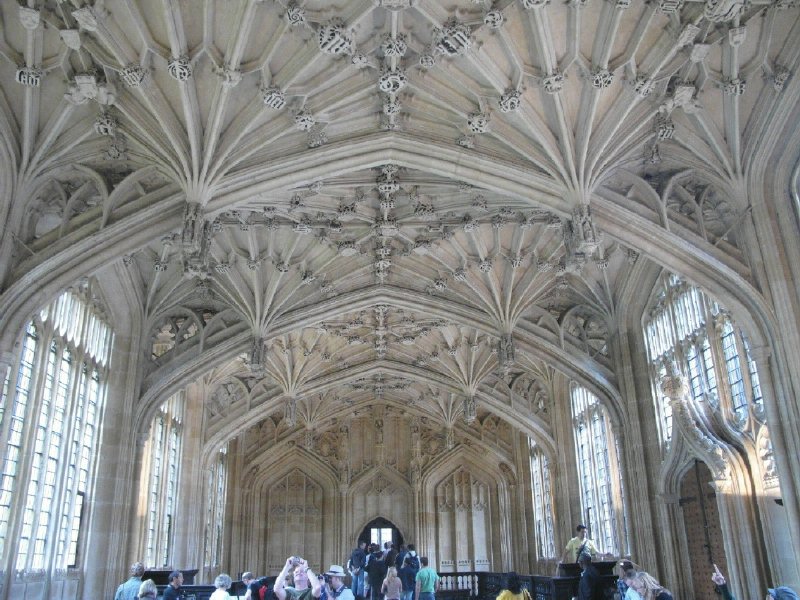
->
<box><xmin>114</xmin><ymin>562</ymin><xmax>145</xmax><ymax>600</ymax></box>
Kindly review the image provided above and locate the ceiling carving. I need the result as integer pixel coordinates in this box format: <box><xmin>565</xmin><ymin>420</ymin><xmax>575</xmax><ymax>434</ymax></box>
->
<box><xmin>0</xmin><ymin>0</ymin><xmax>798</xmax><ymax>448</ymax></box>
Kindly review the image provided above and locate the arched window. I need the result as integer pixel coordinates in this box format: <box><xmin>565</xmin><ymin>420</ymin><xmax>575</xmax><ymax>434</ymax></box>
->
<box><xmin>529</xmin><ymin>441</ymin><xmax>556</xmax><ymax>559</ymax></box>
<box><xmin>643</xmin><ymin>274</ymin><xmax>765</xmax><ymax>450</ymax></box>
<box><xmin>0</xmin><ymin>287</ymin><xmax>112</xmax><ymax>572</ymax></box>
<box><xmin>570</xmin><ymin>385</ymin><xmax>628</xmax><ymax>556</ymax></box>
<box><xmin>142</xmin><ymin>394</ymin><xmax>184</xmax><ymax>567</ymax></box>
<box><xmin>204</xmin><ymin>444</ymin><xmax>228</xmax><ymax>570</ymax></box>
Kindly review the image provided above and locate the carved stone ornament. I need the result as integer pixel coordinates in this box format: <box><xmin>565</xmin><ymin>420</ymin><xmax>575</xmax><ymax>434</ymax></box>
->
<box><xmin>383</xmin><ymin>98</ymin><xmax>401</xmax><ymax>115</ymax></box>
<box><xmin>457</xmin><ymin>135</ymin><xmax>475</xmax><ymax>149</ymax></box>
<box><xmin>591</xmin><ymin>68</ymin><xmax>614</xmax><ymax>89</ymax></box>
<box><xmin>772</xmin><ymin>67</ymin><xmax>790</xmax><ymax>92</ymax></box>
<box><xmin>318</xmin><ymin>19</ymin><xmax>354</xmax><ymax>55</ymax></box>
<box><xmin>284</xmin><ymin>397</ymin><xmax>297</xmax><ymax>427</ymax></box>
<box><xmin>484</xmin><ymin>11</ymin><xmax>505</xmax><ymax>28</ymax></box>
<box><xmin>375</xmin><ymin>0</ymin><xmax>415</xmax><ymax>8</ymax></box>
<box><xmin>308</xmin><ymin>124</ymin><xmax>328</xmax><ymax>148</ymax></box>
<box><xmin>419</xmin><ymin>53</ymin><xmax>435</xmax><ymax>68</ymax></box>
<box><xmin>122</xmin><ymin>64</ymin><xmax>148</xmax><ymax>87</ymax></box>
<box><xmin>19</xmin><ymin>7</ymin><xmax>41</xmax><ymax>30</ymax></box>
<box><xmin>678</xmin><ymin>24</ymin><xmax>700</xmax><ymax>47</ymax></box>
<box><xmin>633</xmin><ymin>76</ymin><xmax>654</xmax><ymax>97</ymax></box>
<box><xmin>378</xmin><ymin>67</ymin><xmax>408</xmax><ymax>93</ymax></box>
<box><xmin>244</xmin><ymin>337</ymin><xmax>267</xmax><ymax>375</ymax></box>
<box><xmin>434</xmin><ymin>19</ymin><xmax>472</xmax><ymax>56</ymax></box>
<box><xmin>261</xmin><ymin>87</ymin><xmax>286</xmax><ymax>109</ymax></box>
<box><xmin>72</xmin><ymin>7</ymin><xmax>99</xmax><ymax>31</ymax></box>
<box><xmin>16</xmin><ymin>67</ymin><xmax>43</xmax><ymax>87</ymax></box>
<box><xmin>351</xmin><ymin>53</ymin><xmax>370</xmax><ymax>68</ymax></box>
<box><xmin>497</xmin><ymin>334</ymin><xmax>515</xmax><ymax>371</ymax></box>
<box><xmin>499</xmin><ymin>89</ymin><xmax>521</xmax><ymax>112</ymax></box>
<box><xmin>722</xmin><ymin>78</ymin><xmax>746</xmax><ymax>96</ymax></box>
<box><xmin>728</xmin><ymin>26</ymin><xmax>746</xmax><ymax>47</ymax></box>
<box><xmin>658</xmin><ymin>0</ymin><xmax>684</xmax><ymax>12</ymax></box>
<box><xmin>168</xmin><ymin>56</ymin><xmax>192</xmax><ymax>81</ymax></box>
<box><xmin>94</xmin><ymin>113</ymin><xmax>117</xmax><ymax>136</ymax></box>
<box><xmin>467</xmin><ymin>112</ymin><xmax>490</xmax><ymax>133</ymax></box>
<box><xmin>463</xmin><ymin>395</ymin><xmax>477</xmax><ymax>424</ymax></box>
<box><xmin>656</xmin><ymin>113</ymin><xmax>675</xmax><ymax>140</ymax></box>
<box><xmin>521</xmin><ymin>0</ymin><xmax>550</xmax><ymax>7</ymax></box>
<box><xmin>704</xmin><ymin>0</ymin><xmax>746</xmax><ymax>21</ymax></box>
<box><xmin>286</xmin><ymin>4</ymin><xmax>306</xmax><ymax>26</ymax></box>
<box><xmin>294</xmin><ymin>110</ymin><xmax>316</xmax><ymax>131</ymax></box>
<box><xmin>382</xmin><ymin>34</ymin><xmax>408</xmax><ymax>57</ymax></box>
<box><xmin>542</xmin><ymin>72</ymin><xmax>564</xmax><ymax>93</ymax></box>
<box><xmin>217</xmin><ymin>67</ymin><xmax>242</xmax><ymax>88</ymax></box>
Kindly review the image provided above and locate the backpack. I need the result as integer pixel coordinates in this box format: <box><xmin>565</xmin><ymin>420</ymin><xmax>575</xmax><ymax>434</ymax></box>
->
<box><xmin>259</xmin><ymin>584</ymin><xmax>269</xmax><ymax>600</ymax></box>
<box><xmin>406</xmin><ymin>556</ymin><xmax>420</xmax><ymax>572</ymax></box>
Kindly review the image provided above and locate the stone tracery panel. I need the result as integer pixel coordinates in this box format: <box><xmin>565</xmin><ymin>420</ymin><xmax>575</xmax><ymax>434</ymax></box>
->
<box><xmin>434</xmin><ymin>467</ymin><xmax>493</xmax><ymax>573</ymax></box>
<box><xmin>265</xmin><ymin>472</ymin><xmax>324</xmax><ymax>573</ymax></box>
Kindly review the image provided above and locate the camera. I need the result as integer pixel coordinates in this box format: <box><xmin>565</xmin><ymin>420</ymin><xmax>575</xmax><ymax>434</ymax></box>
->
<box><xmin>290</xmin><ymin>556</ymin><xmax>304</xmax><ymax>566</ymax></box>
<box><xmin>323</xmin><ymin>574</ymin><xmax>332</xmax><ymax>584</ymax></box>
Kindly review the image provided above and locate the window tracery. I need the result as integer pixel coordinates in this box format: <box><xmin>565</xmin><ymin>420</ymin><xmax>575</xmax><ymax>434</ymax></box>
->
<box><xmin>142</xmin><ymin>394</ymin><xmax>184</xmax><ymax>567</ymax></box>
<box><xmin>529</xmin><ymin>442</ymin><xmax>556</xmax><ymax>559</ymax></box>
<box><xmin>644</xmin><ymin>274</ymin><xmax>765</xmax><ymax>450</ymax></box>
<box><xmin>204</xmin><ymin>445</ymin><xmax>228</xmax><ymax>571</ymax></box>
<box><xmin>570</xmin><ymin>385</ymin><xmax>627</xmax><ymax>556</ymax></box>
<box><xmin>0</xmin><ymin>287</ymin><xmax>112</xmax><ymax>572</ymax></box>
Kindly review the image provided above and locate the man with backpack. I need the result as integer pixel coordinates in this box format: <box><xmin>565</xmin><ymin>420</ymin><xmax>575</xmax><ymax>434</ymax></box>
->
<box><xmin>348</xmin><ymin>541</ymin><xmax>368</xmax><ymax>600</ymax></box>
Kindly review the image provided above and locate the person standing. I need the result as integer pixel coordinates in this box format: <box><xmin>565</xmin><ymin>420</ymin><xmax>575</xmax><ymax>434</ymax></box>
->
<box><xmin>495</xmin><ymin>572</ymin><xmax>531</xmax><ymax>600</ymax></box>
<box><xmin>382</xmin><ymin>567</ymin><xmax>403</xmax><ymax>600</ymax></box>
<box><xmin>398</xmin><ymin>558</ymin><xmax>417</xmax><ymax>600</ymax></box>
<box><xmin>577</xmin><ymin>554</ymin><xmax>602</xmax><ymax>600</ymax></box>
<box><xmin>211</xmin><ymin>574</ymin><xmax>233</xmax><ymax>600</ymax></box>
<box><xmin>414</xmin><ymin>557</ymin><xmax>439</xmax><ymax>600</ymax></box>
<box><xmin>274</xmin><ymin>557</ymin><xmax>323</xmax><ymax>600</ymax></box>
<box><xmin>349</xmin><ymin>541</ymin><xmax>368</xmax><ymax>600</ymax></box>
<box><xmin>138</xmin><ymin>580</ymin><xmax>158</xmax><ymax>600</ymax></box>
<box><xmin>561</xmin><ymin>525</ymin><xmax>599</xmax><ymax>564</ymax></box>
<box><xmin>115</xmin><ymin>562</ymin><xmax>145</xmax><ymax>600</ymax></box>
<box><xmin>324</xmin><ymin>565</ymin><xmax>355</xmax><ymax>600</ymax></box>
<box><xmin>163</xmin><ymin>571</ymin><xmax>184</xmax><ymax>600</ymax></box>
<box><xmin>366</xmin><ymin>545</ymin><xmax>388</xmax><ymax>600</ymax></box>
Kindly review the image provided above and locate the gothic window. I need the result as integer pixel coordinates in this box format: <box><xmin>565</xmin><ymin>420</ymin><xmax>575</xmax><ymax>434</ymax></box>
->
<box><xmin>643</xmin><ymin>274</ymin><xmax>766</xmax><ymax>449</ymax></box>
<box><xmin>143</xmin><ymin>394</ymin><xmax>183</xmax><ymax>567</ymax></box>
<box><xmin>0</xmin><ymin>288</ymin><xmax>112</xmax><ymax>572</ymax></box>
<box><xmin>204</xmin><ymin>444</ymin><xmax>228</xmax><ymax>570</ymax></box>
<box><xmin>570</xmin><ymin>385</ymin><xmax>627</xmax><ymax>556</ymax></box>
<box><xmin>529</xmin><ymin>441</ymin><xmax>556</xmax><ymax>559</ymax></box>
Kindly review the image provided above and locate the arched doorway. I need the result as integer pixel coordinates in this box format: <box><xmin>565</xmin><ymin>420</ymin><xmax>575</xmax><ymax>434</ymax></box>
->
<box><xmin>680</xmin><ymin>461</ymin><xmax>729</xmax><ymax>599</ymax></box>
<box><xmin>359</xmin><ymin>517</ymin><xmax>405</xmax><ymax>548</ymax></box>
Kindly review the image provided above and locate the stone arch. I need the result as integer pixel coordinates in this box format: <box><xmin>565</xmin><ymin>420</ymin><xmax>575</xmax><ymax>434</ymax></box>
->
<box><xmin>347</xmin><ymin>467</ymin><xmax>413</xmax><ymax>549</ymax></box>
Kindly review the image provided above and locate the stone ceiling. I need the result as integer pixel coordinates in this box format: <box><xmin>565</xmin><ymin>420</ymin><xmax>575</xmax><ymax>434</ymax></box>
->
<box><xmin>0</xmin><ymin>0</ymin><xmax>798</xmax><ymax>446</ymax></box>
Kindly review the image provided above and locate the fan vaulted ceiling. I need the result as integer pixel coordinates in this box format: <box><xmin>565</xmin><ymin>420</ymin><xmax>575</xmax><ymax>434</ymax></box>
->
<box><xmin>1</xmin><ymin>0</ymin><xmax>798</xmax><ymax>445</ymax></box>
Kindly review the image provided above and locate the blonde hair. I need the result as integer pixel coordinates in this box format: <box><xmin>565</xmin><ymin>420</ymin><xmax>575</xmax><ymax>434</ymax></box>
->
<box><xmin>138</xmin><ymin>579</ymin><xmax>157</xmax><ymax>598</ymax></box>
<box><xmin>386</xmin><ymin>567</ymin><xmax>398</xmax><ymax>581</ymax></box>
<box><xmin>632</xmin><ymin>571</ymin><xmax>669</xmax><ymax>600</ymax></box>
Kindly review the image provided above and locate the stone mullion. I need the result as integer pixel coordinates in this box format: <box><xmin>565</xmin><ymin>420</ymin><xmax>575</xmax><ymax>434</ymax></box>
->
<box><xmin>2</xmin><ymin>318</ymin><xmax>55</xmax><ymax>580</ymax></box>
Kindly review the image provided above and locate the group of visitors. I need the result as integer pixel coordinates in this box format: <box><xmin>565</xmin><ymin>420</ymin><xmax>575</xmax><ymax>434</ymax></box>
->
<box><xmin>347</xmin><ymin>541</ymin><xmax>436</xmax><ymax>600</ymax></box>
<box><xmin>549</xmin><ymin>523</ymin><xmax>799</xmax><ymax>600</ymax></box>
<box><xmin>113</xmin><ymin>564</ymin><xmax>186</xmax><ymax>600</ymax></box>
<box><xmin>114</xmin><ymin>527</ymin><xmax>798</xmax><ymax>600</ymax></box>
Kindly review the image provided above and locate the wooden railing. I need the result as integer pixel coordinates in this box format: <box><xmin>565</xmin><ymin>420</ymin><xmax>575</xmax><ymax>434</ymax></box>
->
<box><xmin>166</xmin><ymin>566</ymin><xmax>617</xmax><ymax>600</ymax></box>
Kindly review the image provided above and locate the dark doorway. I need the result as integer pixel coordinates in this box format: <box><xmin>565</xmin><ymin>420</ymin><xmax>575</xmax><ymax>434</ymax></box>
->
<box><xmin>679</xmin><ymin>460</ymin><xmax>729</xmax><ymax>600</ymax></box>
<box><xmin>359</xmin><ymin>517</ymin><xmax>405</xmax><ymax>548</ymax></box>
